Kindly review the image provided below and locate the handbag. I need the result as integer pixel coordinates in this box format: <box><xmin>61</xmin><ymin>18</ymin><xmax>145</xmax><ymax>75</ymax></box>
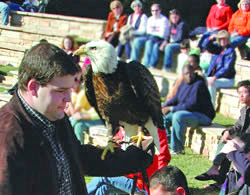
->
<box><xmin>119</xmin><ymin>25</ymin><xmax>134</xmax><ymax>44</ymax></box>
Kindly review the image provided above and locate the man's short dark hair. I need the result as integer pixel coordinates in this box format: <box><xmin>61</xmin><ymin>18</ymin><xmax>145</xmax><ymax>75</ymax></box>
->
<box><xmin>149</xmin><ymin>165</ymin><xmax>190</xmax><ymax>195</ymax></box>
<box><xmin>18</xmin><ymin>42</ymin><xmax>81</xmax><ymax>91</ymax></box>
<box><xmin>237</xmin><ymin>80</ymin><xmax>250</xmax><ymax>92</ymax></box>
<box><xmin>180</xmin><ymin>39</ymin><xmax>190</xmax><ymax>49</ymax></box>
<box><xmin>189</xmin><ymin>53</ymin><xmax>200</xmax><ymax>65</ymax></box>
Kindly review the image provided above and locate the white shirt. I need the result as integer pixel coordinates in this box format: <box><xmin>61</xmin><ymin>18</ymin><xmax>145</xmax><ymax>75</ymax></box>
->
<box><xmin>146</xmin><ymin>14</ymin><xmax>168</xmax><ymax>38</ymax></box>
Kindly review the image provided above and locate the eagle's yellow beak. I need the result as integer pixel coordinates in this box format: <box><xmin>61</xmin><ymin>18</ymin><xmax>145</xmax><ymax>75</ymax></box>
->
<box><xmin>73</xmin><ymin>45</ymin><xmax>87</xmax><ymax>56</ymax></box>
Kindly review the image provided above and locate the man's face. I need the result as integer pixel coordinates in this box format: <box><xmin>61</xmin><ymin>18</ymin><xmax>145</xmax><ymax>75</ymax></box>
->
<box><xmin>150</xmin><ymin>184</ymin><xmax>174</xmax><ymax>195</ymax></box>
<box><xmin>238</xmin><ymin>86</ymin><xmax>250</xmax><ymax>106</ymax></box>
<box><xmin>183</xmin><ymin>67</ymin><xmax>195</xmax><ymax>84</ymax></box>
<box><xmin>151</xmin><ymin>5</ymin><xmax>161</xmax><ymax>18</ymax></box>
<box><xmin>34</xmin><ymin>74</ymin><xmax>76</xmax><ymax>121</ymax></box>
<box><xmin>187</xmin><ymin>56</ymin><xmax>198</xmax><ymax>70</ymax></box>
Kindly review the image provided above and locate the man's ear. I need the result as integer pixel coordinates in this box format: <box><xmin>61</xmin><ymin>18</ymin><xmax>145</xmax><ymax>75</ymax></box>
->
<box><xmin>175</xmin><ymin>187</ymin><xmax>186</xmax><ymax>195</ymax></box>
<box><xmin>27</xmin><ymin>79</ymin><xmax>39</xmax><ymax>96</ymax></box>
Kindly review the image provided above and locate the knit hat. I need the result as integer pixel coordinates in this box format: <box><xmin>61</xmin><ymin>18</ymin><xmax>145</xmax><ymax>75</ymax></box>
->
<box><xmin>130</xmin><ymin>0</ymin><xmax>142</xmax><ymax>11</ymax></box>
<box><xmin>238</xmin><ymin>0</ymin><xmax>250</xmax><ymax>9</ymax></box>
<box><xmin>110</xmin><ymin>0</ymin><xmax>123</xmax><ymax>12</ymax></box>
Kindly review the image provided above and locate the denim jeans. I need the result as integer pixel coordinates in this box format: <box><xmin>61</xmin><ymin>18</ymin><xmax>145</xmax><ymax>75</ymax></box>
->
<box><xmin>130</xmin><ymin>37</ymin><xmax>147</xmax><ymax>62</ymax></box>
<box><xmin>0</xmin><ymin>2</ymin><xmax>10</xmax><ymax>25</ymax></box>
<box><xmin>117</xmin><ymin>42</ymin><xmax>132</xmax><ymax>59</ymax></box>
<box><xmin>69</xmin><ymin>117</ymin><xmax>103</xmax><ymax>144</ymax></box>
<box><xmin>207</xmin><ymin>77</ymin><xmax>235</xmax><ymax>106</ymax></box>
<box><xmin>87</xmin><ymin>176</ymin><xmax>147</xmax><ymax>195</ymax></box>
<box><xmin>230</xmin><ymin>35</ymin><xmax>250</xmax><ymax>49</ymax></box>
<box><xmin>142</xmin><ymin>39</ymin><xmax>160</xmax><ymax>68</ymax></box>
<box><xmin>162</xmin><ymin>43</ymin><xmax>180</xmax><ymax>70</ymax></box>
<box><xmin>163</xmin><ymin>111</ymin><xmax>212</xmax><ymax>152</ymax></box>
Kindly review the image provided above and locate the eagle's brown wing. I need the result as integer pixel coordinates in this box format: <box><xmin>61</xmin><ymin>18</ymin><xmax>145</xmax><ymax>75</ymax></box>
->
<box><xmin>124</xmin><ymin>61</ymin><xmax>164</xmax><ymax>129</ymax></box>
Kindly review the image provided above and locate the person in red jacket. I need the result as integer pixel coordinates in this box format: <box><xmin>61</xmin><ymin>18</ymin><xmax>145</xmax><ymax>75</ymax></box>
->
<box><xmin>198</xmin><ymin>0</ymin><xmax>233</xmax><ymax>50</ymax></box>
<box><xmin>102</xmin><ymin>0</ymin><xmax>127</xmax><ymax>47</ymax></box>
<box><xmin>87</xmin><ymin>128</ymin><xmax>171</xmax><ymax>195</ymax></box>
<box><xmin>228</xmin><ymin>0</ymin><xmax>250</xmax><ymax>52</ymax></box>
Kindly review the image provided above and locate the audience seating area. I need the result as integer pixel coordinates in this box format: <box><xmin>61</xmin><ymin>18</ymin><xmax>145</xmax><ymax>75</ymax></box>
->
<box><xmin>0</xmin><ymin>11</ymin><xmax>249</xmax><ymax>161</ymax></box>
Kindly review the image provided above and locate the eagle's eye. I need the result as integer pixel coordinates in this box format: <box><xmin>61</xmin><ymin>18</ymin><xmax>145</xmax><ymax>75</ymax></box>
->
<box><xmin>90</xmin><ymin>47</ymin><xmax>97</xmax><ymax>50</ymax></box>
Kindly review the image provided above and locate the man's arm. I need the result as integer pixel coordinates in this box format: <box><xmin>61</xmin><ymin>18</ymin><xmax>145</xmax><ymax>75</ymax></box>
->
<box><xmin>224</xmin><ymin>107</ymin><xmax>245</xmax><ymax>138</ymax></box>
<box><xmin>80</xmin><ymin>142</ymin><xmax>153</xmax><ymax>177</ymax></box>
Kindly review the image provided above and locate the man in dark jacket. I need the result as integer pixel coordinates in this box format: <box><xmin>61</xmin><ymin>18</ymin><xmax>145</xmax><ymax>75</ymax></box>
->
<box><xmin>195</xmin><ymin>80</ymin><xmax>250</xmax><ymax>187</ymax></box>
<box><xmin>162</xmin><ymin>65</ymin><xmax>215</xmax><ymax>155</ymax></box>
<box><xmin>0</xmin><ymin>42</ymin><xmax>153</xmax><ymax>195</ymax></box>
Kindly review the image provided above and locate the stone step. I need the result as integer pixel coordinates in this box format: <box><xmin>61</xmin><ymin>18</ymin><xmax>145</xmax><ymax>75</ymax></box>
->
<box><xmin>216</xmin><ymin>88</ymin><xmax>240</xmax><ymax>120</ymax></box>
<box><xmin>185</xmin><ymin>123</ymin><xmax>225</xmax><ymax>161</ymax></box>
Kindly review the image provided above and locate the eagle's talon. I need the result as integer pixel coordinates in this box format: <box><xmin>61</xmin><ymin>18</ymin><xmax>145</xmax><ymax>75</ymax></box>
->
<box><xmin>130</xmin><ymin>131</ymin><xmax>145</xmax><ymax>147</ymax></box>
<box><xmin>101</xmin><ymin>141</ymin><xmax>115</xmax><ymax>160</ymax></box>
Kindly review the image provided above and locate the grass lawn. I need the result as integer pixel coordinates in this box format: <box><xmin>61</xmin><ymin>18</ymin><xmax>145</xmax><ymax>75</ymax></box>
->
<box><xmin>0</xmin><ymin>65</ymin><xmax>18</xmax><ymax>92</ymax></box>
<box><xmin>0</xmin><ymin>65</ymin><xmax>18</xmax><ymax>76</ymax></box>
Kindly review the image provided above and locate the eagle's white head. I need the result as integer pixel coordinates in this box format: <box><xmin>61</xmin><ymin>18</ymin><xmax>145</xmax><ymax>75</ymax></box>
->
<box><xmin>74</xmin><ymin>40</ymin><xmax>118</xmax><ymax>74</ymax></box>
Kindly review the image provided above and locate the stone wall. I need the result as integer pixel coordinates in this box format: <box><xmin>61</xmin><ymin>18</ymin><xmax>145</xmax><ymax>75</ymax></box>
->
<box><xmin>0</xmin><ymin>11</ymin><xmax>107</xmax><ymax>66</ymax></box>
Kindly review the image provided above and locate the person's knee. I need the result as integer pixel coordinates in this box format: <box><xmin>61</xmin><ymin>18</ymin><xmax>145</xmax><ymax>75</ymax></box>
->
<box><xmin>2</xmin><ymin>4</ymin><xmax>10</xmax><ymax>11</ymax></box>
<box><xmin>172</xmin><ymin>112</ymin><xmax>184</xmax><ymax>123</ymax></box>
<box><xmin>164</xmin><ymin>45</ymin><xmax>172</xmax><ymax>53</ymax></box>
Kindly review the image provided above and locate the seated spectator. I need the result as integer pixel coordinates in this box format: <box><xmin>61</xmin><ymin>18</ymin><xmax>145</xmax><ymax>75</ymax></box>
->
<box><xmin>195</xmin><ymin>80</ymin><xmax>250</xmax><ymax>189</ymax></box>
<box><xmin>102</xmin><ymin>0</ymin><xmax>127</xmax><ymax>48</ymax></box>
<box><xmin>176</xmin><ymin>39</ymin><xmax>190</xmax><ymax>76</ymax></box>
<box><xmin>61</xmin><ymin>35</ymin><xmax>80</xmax><ymax>64</ymax></box>
<box><xmin>37</xmin><ymin>0</ymin><xmax>47</xmax><ymax>13</ymax></box>
<box><xmin>149</xmin><ymin>165</ymin><xmax>190</xmax><ymax>195</ymax></box>
<box><xmin>162</xmin><ymin>65</ymin><xmax>215</xmax><ymax>154</ymax></box>
<box><xmin>219</xmin><ymin>134</ymin><xmax>250</xmax><ymax>194</ymax></box>
<box><xmin>117</xmin><ymin>0</ymin><xmax>147</xmax><ymax>61</ymax></box>
<box><xmin>130</xmin><ymin>3</ymin><xmax>168</xmax><ymax>65</ymax></box>
<box><xmin>198</xmin><ymin>0</ymin><xmax>232</xmax><ymax>50</ymax></box>
<box><xmin>160</xmin><ymin>9</ymin><xmax>189</xmax><ymax>71</ymax></box>
<box><xmin>166</xmin><ymin>54</ymin><xmax>205</xmax><ymax>102</ymax></box>
<box><xmin>87</xmin><ymin>128</ymin><xmax>171</xmax><ymax>195</ymax></box>
<box><xmin>204</xmin><ymin>30</ymin><xmax>236</xmax><ymax>107</ymax></box>
<box><xmin>21</xmin><ymin>0</ymin><xmax>38</xmax><ymax>12</ymax></box>
<box><xmin>228</xmin><ymin>0</ymin><xmax>250</xmax><ymax>58</ymax></box>
<box><xmin>0</xmin><ymin>1</ymin><xmax>10</xmax><ymax>25</ymax></box>
<box><xmin>65</xmin><ymin>72</ymin><xmax>103</xmax><ymax>144</ymax></box>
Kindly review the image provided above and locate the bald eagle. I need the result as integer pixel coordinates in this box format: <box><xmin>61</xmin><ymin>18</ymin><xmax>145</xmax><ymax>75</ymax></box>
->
<box><xmin>74</xmin><ymin>40</ymin><xmax>164</xmax><ymax>159</ymax></box>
